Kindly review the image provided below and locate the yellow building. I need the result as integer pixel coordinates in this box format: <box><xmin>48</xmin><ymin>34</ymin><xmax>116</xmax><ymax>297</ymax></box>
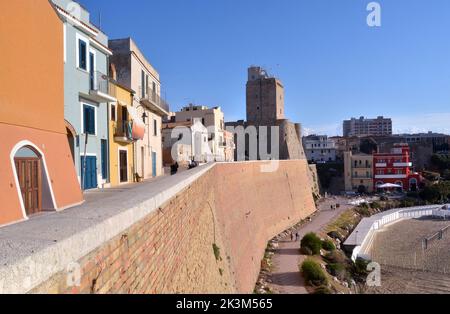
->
<box><xmin>344</xmin><ymin>151</ymin><xmax>374</xmax><ymax>193</ymax></box>
<box><xmin>108</xmin><ymin>81</ymin><xmax>144</xmax><ymax>186</ymax></box>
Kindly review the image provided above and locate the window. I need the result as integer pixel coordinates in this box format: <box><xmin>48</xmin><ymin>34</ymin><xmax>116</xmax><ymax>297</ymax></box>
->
<box><xmin>83</xmin><ymin>104</ymin><xmax>95</xmax><ymax>135</ymax></box>
<box><xmin>141</xmin><ymin>70</ymin><xmax>145</xmax><ymax>98</ymax></box>
<box><xmin>101</xmin><ymin>139</ymin><xmax>108</xmax><ymax>180</ymax></box>
<box><xmin>153</xmin><ymin>119</ymin><xmax>157</xmax><ymax>136</ymax></box>
<box><xmin>78</xmin><ymin>39</ymin><xmax>87</xmax><ymax>70</ymax></box>
<box><xmin>111</xmin><ymin>104</ymin><xmax>116</xmax><ymax>121</ymax></box>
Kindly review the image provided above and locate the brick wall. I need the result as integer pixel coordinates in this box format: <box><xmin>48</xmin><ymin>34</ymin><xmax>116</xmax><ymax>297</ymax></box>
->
<box><xmin>32</xmin><ymin>160</ymin><xmax>316</xmax><ymax>294</ymax></box>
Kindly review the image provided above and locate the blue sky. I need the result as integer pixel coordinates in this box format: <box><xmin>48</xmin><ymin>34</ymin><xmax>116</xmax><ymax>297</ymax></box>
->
<box><xmin>79</xmin><ymin>0</ymin><xmax>450</xmax><ymax>136</ymax></box>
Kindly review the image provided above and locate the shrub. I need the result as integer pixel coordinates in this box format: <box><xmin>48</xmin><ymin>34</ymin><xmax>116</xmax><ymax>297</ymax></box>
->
<box><xmin>355</xmin><ymin>206</ymin><xmax>370</xmax><ymax>217</ymax></box>
<box><xmin>324</xmin><ymin>250</ymin><xmax>347</xmax><ymax>264</ymax></box>
<box><xmin>313</xmin><ymin>285</ymin><xmax>332</xmax><ymax>294</ymax></box>
<box><xmin>326</xmin><ymin>263</ymin><xmax>348</xmax><ymax>281</ymax></box>
<box><xmin>352</xmin><ymin>257</ymin><xmax>370</xmax><ymax>277</ymax></box>
<box><xmin>370</xmin><ymin>201</ymin><xmax>381</xmax><ymax>209</ymax></box>
<box><xmin>327</xmin><ymin>231</ymin><xmax>344</xmax><ymax>242</ymax></box>
<box><xmin>212</xmin><ymin>243</ymin><xmax>221</xmax><ymax>261</ymax></box>
<box><xmin>301</xmin><ymin>258</ymin><xmax>328</xmax><ymax>286</ymax></box>
<box><xmin>321</xmin><ymin>239</ymin><xmax>336</xmax><ymax>251</ymax></box>
<box><xmin>300</xmin><ymin>232</ymin><xmax>322</xmax><ymax>255</ymax></box>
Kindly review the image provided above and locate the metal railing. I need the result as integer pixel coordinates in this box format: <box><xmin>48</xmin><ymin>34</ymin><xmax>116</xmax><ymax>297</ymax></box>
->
<box><xmin>353</xmin><ymin>164</ymin><xmax>372</xmax><ymax>169</ymax></box>
<box><xmin>114</xmin><ymin>120</ymin><xmax>133</xmax><ymax>141</ymax></box>
<box><xmin>139</xmin><ymin>86</ymin><xmax>170</xmax><ymax>113</ymax></box>
<box><xmin>90</xmin><ymin>71</ymin><xmax>116</xmax><ymax>97</ymax></box>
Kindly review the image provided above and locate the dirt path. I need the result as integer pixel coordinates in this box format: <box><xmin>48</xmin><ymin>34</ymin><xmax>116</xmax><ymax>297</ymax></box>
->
<box><xmin>269</xmin><ymin>197</ymin><xmax>352</xmax><ymax>294</ymax></box>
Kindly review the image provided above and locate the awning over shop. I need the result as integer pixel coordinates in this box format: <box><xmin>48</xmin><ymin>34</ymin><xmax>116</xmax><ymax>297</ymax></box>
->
<box><xmin>377</xmin><ymin>183</ymin><xmax>402</xmax><ymax>188</ymax></box>
<box><xmin>127</xmin><ymin>106</ymin><xmax>145</xmax><ymax>140</ymax></box>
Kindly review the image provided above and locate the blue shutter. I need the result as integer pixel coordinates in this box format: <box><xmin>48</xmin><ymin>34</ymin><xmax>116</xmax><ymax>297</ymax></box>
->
<box><xmin>83</xmin><ymin>105</ymin><xmax>95</xmax><ymax>135</ymax></box>
<box><xmin>88</xmin><ymin>106</ymin><xmax>95</xmax><ymax>134</ymax></box>
<box><xmin>79</xmin><ymin>40</ymin><xmax>87</xmax><ymax>70</ymax></box>
<box><xmin>101</xmin><ymin>140</ymin><xmax>107</xmax><ymax>179</ymax></box>
<box><xmin>83</xmin><ymin>106</ymin><xmax>89</xmax><ymax>134</ymax></box>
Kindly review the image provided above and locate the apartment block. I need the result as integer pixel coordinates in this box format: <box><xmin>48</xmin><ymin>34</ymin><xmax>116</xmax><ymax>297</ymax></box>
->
<box><xmin>373</xmin><ymin>143</ymin><xmax>422</xmax><ymax>192</ymax></box>
<box><xmin>162</xmin><ymin>119</ymin><xmax>210</xmax><ymax>165</ymax></box>
<box><xmin>53</xmin><ymin>0</ymin><xmax>117</xmax><ymax>190</ymax></box>
<box><xmin>109</xmin><ymin>38</ymin><xmax>169</xmax><ymax>179</ymax></box>
<box><xmin>344</xmin><ymin>152</ymin><xmax>374</xmax><ymax>193</ymax></box>
<box><xmin>343</xmin><ymin>116</ymin><xmax>392</xmax><ymax>137</ymax></box>
<box><xmin>303</xmin><ymin>135</ymin><xmax>337</xmax><ymax>163</ymax></box>
<box><xmin>174</xmin><ymin>104</ymin><xmax>226</xmax><ymax>161</ymax></box>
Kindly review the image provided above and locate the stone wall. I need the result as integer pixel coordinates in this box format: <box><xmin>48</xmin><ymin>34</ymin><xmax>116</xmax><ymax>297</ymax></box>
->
<box><xmin>31</xmin><ymin>160</ymin><xmax>316</xmax><ymax>294</ymax></box>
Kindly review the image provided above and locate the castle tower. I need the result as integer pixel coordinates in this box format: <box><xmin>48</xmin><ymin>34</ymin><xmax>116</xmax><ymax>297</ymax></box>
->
<box><xmin>246</xmin><ymin>66</ymin><xmax>285</xmax><ymax>126</ymax></box>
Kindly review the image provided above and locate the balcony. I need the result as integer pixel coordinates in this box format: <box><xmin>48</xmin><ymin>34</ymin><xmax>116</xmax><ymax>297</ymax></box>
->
<box><xmin>374</xmin><ymin>174</ymin><xmax>407</xmax><ymax>179</ymax></box>
<box><xmin>139</xmin><ymin>86</ymin><xmax>170</xmax><ymax>116</ymax></box>
<box><xmin>352</xmin><ymin>175</ymin><xmax>372</xmax><ymax>179</ymax></box>
<box><xmin>353</xmin><ymin>164</ymin><xmax>372</xmax><ymax>169</ymax></box>
<box><xmin>87</xmin><ymin>71</ymin><xmax>117</xmax><ymax>103</ymax></box>
<box><xmin>393</xmin><ymin>162</ymin><xmax>412</xmax><ymax>167</ymax></box>
<box><xmin>375</xmin><ymin>163</ymin><xmax>387</xmax><ymax>168</ymax></box>
<box><xmin>114</xmin><ymin>121</ymin><xmax>134</xmax><ymax>144</ymax></box>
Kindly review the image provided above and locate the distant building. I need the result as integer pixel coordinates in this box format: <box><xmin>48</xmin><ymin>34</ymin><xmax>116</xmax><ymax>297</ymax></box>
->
<box><xmin>343</xmin><ymin>116</ymin><xmax>392</xmax><ymax>137</ymax></box>
<box><xmin>172</xmin><ymin>104</ymin><xmax>226</xmax><ymax>161</ymax></box>
<box><xmin>246</xmin><ymin>66</ymin><xmax>285</xmax><ymax>126</ymax></box>
<box><xmin>344</xmin><ymin>152</ymin><xmax>374</xmax><ymax>193</ymax></box>
<box><xmin>373</xmin><ymin>143</ymin><xmax>422</xmax><ymax>192</ymax></box>
<box><xmin>400</xmin><ymin>132</ymin><xmax>449</xmax><ymax>153</ymax></box>
<box><xmin>226</xmin><ymin>66</ymin><xmax>304</xmax><ymax>161</ymax></box>
<box><xmin>162</xmin><ymin>118</ymin><xmax>210</xmax><ymax>165</ymax></box>
<box><xmin>223</xmin><ymin>130</ymin><xmax>236</xmax><ymax>162</ymax></box>
<box><xmin>303</xmin><ymin>135</ymin><xmax>337</xmax><ymax>163</ymax></box>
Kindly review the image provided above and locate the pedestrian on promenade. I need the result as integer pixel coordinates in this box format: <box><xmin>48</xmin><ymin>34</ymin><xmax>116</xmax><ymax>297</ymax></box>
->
<box><xmin>295</xmin><ymin>232</ymin><xmax>299</xmax><ymax>241</ymax></box>
<box><xmin>291</xmin><ymin>232</ymin><xmax>295</xmax><ymax>242</ymax></box>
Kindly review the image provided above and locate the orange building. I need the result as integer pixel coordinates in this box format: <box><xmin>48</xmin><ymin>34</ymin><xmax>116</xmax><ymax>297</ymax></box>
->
<box><xmin>0</xmin><ymin>0</ymin><xmax>83</xmax><ymax>226</ymax></box>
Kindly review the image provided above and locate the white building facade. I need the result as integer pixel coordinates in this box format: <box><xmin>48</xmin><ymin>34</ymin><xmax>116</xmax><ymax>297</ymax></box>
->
<box><xmin>303</xmin><ymin>135</ymin><xmax>337</xmax><ymax>163</ymax></box>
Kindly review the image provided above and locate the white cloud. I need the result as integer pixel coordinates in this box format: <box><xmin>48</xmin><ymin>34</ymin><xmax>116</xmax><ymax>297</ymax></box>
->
<box><xmin>393</xmin><ymin>112</ymin><xmax>450</xmax><ymax>134</ymax></box>
<box><xmin>303</xmin><ymin>112</ymin><xmax>450</xmax><ymax>137</ymax></box>
<box><xmin>302</xmin><ymin>123</ymin><xmax>341</xmax><ymax>137</ymax></box>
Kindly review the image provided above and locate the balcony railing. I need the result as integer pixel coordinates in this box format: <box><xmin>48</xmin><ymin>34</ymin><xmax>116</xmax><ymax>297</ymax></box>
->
<box><xmin>353</xmin><ymin>164</ymin><xmax>372</xmax><ymax>169</ymax></box>
<box><xmin>139</xmin><ymin>86</ymin><xmax>169</xmax><ymax>114</ymax></box>
<box><xmin>114</xmin><ymin>120</ymin><xmax>133</xmax><ymax>143</ymax></box>
<box><xmin>89</xmin><ymin>71</ymin><xmax>116</xmax><ymax>102</ymax></box>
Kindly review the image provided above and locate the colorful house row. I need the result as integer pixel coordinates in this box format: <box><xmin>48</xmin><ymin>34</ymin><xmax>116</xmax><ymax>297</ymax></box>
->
<box><xmin>344</xmin><ymin>143</ymin><xmax>423</xmax><ymax>194</ymax></box>
<box><xmin>0</xmin><ymin>0</ymin><xmax>169</xmax><ymax>227</ymax></box>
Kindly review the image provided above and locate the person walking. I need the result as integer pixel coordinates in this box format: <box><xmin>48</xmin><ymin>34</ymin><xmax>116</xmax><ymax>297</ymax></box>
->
<box><xmin>295</xmin><ymin>232</ymin><xmax>300</xmax><ymax>241</ymax></box>
<box><xmin>291</xmin><ymin>232</ymin><xmax>295</xmax><ymax>242</ymax></box>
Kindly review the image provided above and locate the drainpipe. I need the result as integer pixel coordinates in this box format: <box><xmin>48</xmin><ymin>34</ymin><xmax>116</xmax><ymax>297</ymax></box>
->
<box><xmin>82</xmin><ymin>133</ymin><xmax>88</xmax><ymax>190</ymax></box>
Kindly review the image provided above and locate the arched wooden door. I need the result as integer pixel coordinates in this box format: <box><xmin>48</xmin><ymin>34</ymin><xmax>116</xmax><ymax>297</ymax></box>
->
<box><xmin>14</xmin><ymin>146</ymin><xmax>42</xmax><ymax>215</ymax></box>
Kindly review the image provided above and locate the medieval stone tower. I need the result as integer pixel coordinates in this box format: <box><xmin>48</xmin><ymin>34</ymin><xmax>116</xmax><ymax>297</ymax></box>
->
<box><xmin>246</xmin><ymin>66</ymin><xmax>285</xmax><ymax>126</ymax></box>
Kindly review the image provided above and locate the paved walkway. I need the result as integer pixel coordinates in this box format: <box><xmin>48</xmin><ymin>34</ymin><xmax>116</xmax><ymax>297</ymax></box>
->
<box><xmin>269</xmin><ymin>197</ymin><xmax>353</xmax><ymax>294</ymax></box>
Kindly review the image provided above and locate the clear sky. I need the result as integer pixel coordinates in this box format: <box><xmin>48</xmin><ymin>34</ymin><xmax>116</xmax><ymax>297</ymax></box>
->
<box><xmin>79</xmin><ymin>0</ymin><xmax>450</xmax><ymax>136</ymax></box>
